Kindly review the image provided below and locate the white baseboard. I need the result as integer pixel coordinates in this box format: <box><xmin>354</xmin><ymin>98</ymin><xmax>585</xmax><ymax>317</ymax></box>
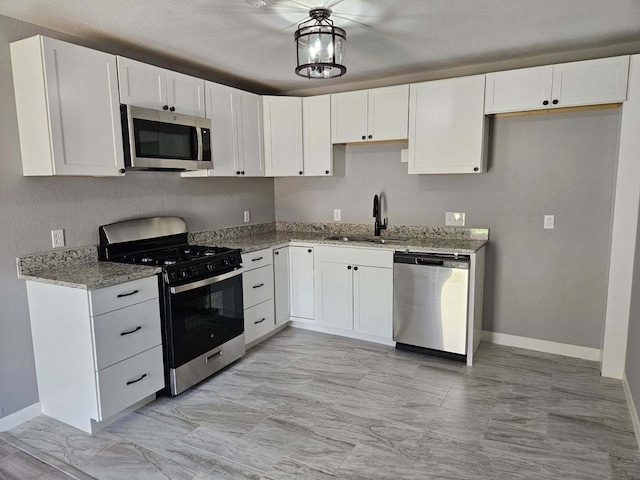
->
<box><xmin>0</xmin><ymin>403</ymin><xmax>41</xmax><ymax>432</ymax></box>
<box><xmin>482</xmin><ymin>330</ymin><xmax>601</xmax><ymax>362</ymax></box>
<box><xmin>289</xmin><ymin>320</ymin><xmax>395</xmax><ymax>346</ymax></box>
<box><xmin>622</xmin><ymin>373</ymin><xmax>640</xmax><ymax>450</ymax></box>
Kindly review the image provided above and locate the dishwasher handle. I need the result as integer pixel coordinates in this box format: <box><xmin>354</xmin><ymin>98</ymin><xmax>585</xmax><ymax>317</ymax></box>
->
<box><xmin>416</xmin><ymin>258</ymin><xmax>444</xmax><ymax>266</ymax></box>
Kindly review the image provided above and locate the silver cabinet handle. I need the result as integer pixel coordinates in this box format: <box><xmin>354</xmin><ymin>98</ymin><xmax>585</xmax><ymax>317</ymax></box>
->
<box><xmin>254</xmin><ymin>318</ymin><xmax>266</xmax><ymax>324</ymax></box>
<box><xmin>252</xmin><ymin>283</ymin><xmax>264</xmax><ymax>289</ymax></box>
<box><xmin>126</xmin><ymin>374</ymin><xmax>147</xmax><ymax>386</ymax></box>
<box><xmin>252</xmin><ymin>257</ymin><xmax>263</xmax><ymax>262</ymax></box>
<box><xmin>206</xmin><ymin>351</ymin><xmax>223</xmax><ymax>363</ymax></box>
<box><xmin>120</xmin><ymin>326</ymin><xmax>142</xmax><ymax>336</ymax></box>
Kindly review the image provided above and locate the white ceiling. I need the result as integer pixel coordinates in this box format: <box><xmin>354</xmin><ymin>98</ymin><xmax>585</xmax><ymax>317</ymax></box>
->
<box><xmin>2</xmin><ymin>0</ymin><xmax>640</xmax><ymax>95</ymax></box>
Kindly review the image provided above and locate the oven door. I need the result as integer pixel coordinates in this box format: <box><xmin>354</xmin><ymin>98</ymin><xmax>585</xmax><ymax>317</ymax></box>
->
<box><xmin>166</xmin><ymin>270</ymin><xmax>244</xmax><ymax>369</ymax></box>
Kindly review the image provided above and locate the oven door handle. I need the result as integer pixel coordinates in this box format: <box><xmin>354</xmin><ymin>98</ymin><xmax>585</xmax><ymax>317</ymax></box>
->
<box><xmin>170</xmin><ymin>268</ymin><xmax>241</xmax><ymax>294</ymax></box>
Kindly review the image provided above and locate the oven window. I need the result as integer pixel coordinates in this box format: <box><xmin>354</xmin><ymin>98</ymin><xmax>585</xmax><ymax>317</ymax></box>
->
<box><xmin>133</xmin><ymin>119</ymin><xmax>198</xmax><ymax>160</ymax></box>
<box><xmin>168</xmin><ymin>275</ymin><xmax>244</xmax><ymax>368</ymax></box>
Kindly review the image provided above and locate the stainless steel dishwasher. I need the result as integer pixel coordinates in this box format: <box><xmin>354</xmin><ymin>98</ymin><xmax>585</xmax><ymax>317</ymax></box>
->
<box><xmin>393</xmin><ymin>252</ymin><xmax>470</xmax><ymax>360</ymax></box>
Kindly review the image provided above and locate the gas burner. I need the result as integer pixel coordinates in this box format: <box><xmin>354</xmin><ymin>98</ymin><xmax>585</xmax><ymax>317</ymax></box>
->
<box><xmin>139</xmin><ymin>257</ymin><xmax>155</xmax><ymax>264</ymax></box>
<box><xmin>163</xmin><ymin>259</ymin><xmax>178</xmax><ymax>265</ymax></box>
<box><xmin>203</xmin><ymin>250</ymin><xmax>218</xmax><ymax>256</ymax></box>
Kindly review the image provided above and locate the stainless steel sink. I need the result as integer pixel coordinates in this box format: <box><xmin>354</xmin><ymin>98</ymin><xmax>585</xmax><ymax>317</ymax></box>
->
<box><xmin>324</xmin><ymin>235</ymin><xmax>405</xmax><ymax>245</ymax></box>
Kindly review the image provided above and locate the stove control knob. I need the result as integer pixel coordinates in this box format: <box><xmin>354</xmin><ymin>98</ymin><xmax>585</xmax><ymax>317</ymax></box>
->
<box><xmin>222</xmin><ymin>258</ymin><xmax>230</xmax><ymax>266</ymax></box>
<box><xmin>206</xmin><ymin>263</ymin><xmax>215</xmax><ymax>271</ymax></box>
<box><xmin>178</xmin><ymin>269</ymin><xmax>188</xmax><ymax>279</ymax></box>
<box><xmin>229</xmin><ymin>257</ymin><xmax>237</xmax><ymax>265</ymax></box>
<box><xmin>188</xmin><ymin>267</ymin><xmax>198</xmax><ymax>276</ymax></box>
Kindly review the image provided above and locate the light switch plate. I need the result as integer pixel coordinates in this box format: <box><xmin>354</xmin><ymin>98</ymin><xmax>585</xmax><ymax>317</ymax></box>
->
<box><xmin>544</xmin><ymin>215</ymin><xmax>555</xmax><ymax>229</ymax></box>
<box><xmin>334</xmin><ymin>209</ymin><xmax>341</xmax><ymax>221</ymax></box>
<box><xmin>445</xmin><ymin>212</ymin><xmax>465</xmax><ymax>227</ymax></box>
<box><xmin>51</xmin><ymin>229</ymin><xmax>65</xmax><ymax>248</ymax></box>
<box><xmin>243</xmin><ymin>211</ymin><xmax>250</xmax><ymax>223</ymax></box>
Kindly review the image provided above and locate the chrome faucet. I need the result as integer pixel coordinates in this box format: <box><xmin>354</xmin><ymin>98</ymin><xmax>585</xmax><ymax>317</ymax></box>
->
<box><xmin>373</xmin><ymin>194</ymin><xmax>387</xmax><ymax>236</ymax></box>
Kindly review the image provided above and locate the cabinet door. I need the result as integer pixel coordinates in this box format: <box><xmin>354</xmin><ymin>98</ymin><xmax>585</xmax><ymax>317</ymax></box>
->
<box><xmin>315</xmin><ymin>261</ymin><xmax>353</xmax><ymax>330</ymax></box>
<box><xmin>331</xmin><ymin>90</ymin><xmax>369</xmax><ymax>143</ymax></box>
<box><xmin>166</xmin><ymin>70</ymin><xmax>206</xmax><ymax>117</ymax></box>
<box><xmin>484</xmin><ymin>65</ymin><xmax>553</xmax><ymax>114</ymax></box>
<box><xmin>353</xmin><ymin>266</ymin><xmax>393</xmax><ymax>339</ymax></box>
<box><xmin>551</xmin><ymin>56</ymin><xmax>629</xmax><ymax>108</ymax></box>
<box><xmin>207</xmin><ymin>81</ymin><xmax>240</xmax><ymax>176</ymax></box>
<box><xmin>238</xmin><ymin>91</ymin><xmax>265</xmax><ymax>177</ymax></box>
<box><xmin>117</xmin><ymin>56</ymin><xmax>168</xmax><ymax>110</ymax></box>
<box><xmin>36</xmin><ymin>38</ymin><xmax>125</xmax><ymax>176</ymax></box>
<box><xmin>290</xmin><ymin>246</ymin><xmax>315</xmax><ymax>319</ymax></box>
<box><xmin>368</xmin><ymin>85</ymin><xmax>409</xmax><ymax>141</ymax></box>
<box><xmin>273</xmin><ymin>247</ymin><xmax>291</xmax><ymax>325</ymax></box>
<box><xmin>263</xmin><ymin>96</ymin><xmax>303</xmax><ymax>176</ymax></box>
<box><xmin>303</xmin><ymin>95</ymin><xmax>333</xmax><ymax>176</ymax></box>
<box><xmin>409</xmin><ymin>75</ymin><xmax>487</xmax><ymax>174</ymax></box>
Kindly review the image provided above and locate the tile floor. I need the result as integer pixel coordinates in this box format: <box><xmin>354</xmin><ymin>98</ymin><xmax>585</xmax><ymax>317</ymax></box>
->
<box><xmin>5</xmin><ymin>327</ymin><xmax>640</xmax><ymax>479</ymax></box>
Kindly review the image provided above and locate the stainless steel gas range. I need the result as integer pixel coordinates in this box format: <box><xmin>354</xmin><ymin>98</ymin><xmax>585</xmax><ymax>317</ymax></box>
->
<box><xmin>98</xmin><ymin>216</ymin><xmax>245</xmax><ymax>396</ymax></box>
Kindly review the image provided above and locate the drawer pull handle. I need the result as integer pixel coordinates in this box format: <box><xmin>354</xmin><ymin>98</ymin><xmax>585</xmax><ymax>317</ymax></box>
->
<box><xmin>206</xmin><ymin>351</ymin><xmax>223</xmax><ymax>363</ymax></box>
<box><xmin>126</xmin><ymin>374</ymin><xmax>147</xmax><ymax>386</ymax></box>
<box><xmin>255</xmin><ymin>318</ymin><xmax>266</xmax><ymax>324</ymax></box>
<box><xmin>120</xmin><ymin>326</ymin><xmax>142</xmax><ymax>336</ymax></box>
<box><xmin>117</xmin><ymin>289</ymin><xmax>139</xmax><ymax>298</ymax></box>
<box><xmin>252</xmin><ymin>257</ymin><xmax>264</xmax><ymax>262</ymax></box>
<box><xmin>252</xmin><ymin>283</ymin><xmax>264</xmax><ymax>289</ymax></box>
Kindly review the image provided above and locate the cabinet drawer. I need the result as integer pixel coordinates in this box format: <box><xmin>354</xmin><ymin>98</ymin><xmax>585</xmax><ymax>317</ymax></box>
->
<box><xmin>92</xmin><ymin>299</ymin><xmax>162</xmax><ymax>370</ymax></box>
<box><xmin>241</xmin><ymin>249</ymin><xmax>272</xmax><ymax>271</ymax></box>
<box><xmin>314</xmin><ymin>246</ymin><xmax>393</xmax><ymax>268</ymax></box>
<box><xmin>90</xmin><ymin>276</ymin><xmax>159</xmax><ymax>316</ymax></box>
<box><xmin>244</xmin><ymin>299</ymin><xmax>275</xmax><ymax>344</ymax></box>
<box><xmin>96</xmin><ymin>345</ymin><xmax>164</xmax><ymax>421</ymax></box>
<box><xmin>243</xmin><ymin>265</ymin><xmax>274</xmax><ymax>309</ymax></box>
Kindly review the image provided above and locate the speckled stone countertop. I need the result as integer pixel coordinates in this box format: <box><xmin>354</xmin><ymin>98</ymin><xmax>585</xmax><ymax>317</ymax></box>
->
<box><xmin>192</xmin><ymin>222</ymin><xmax>489</xmax><ymax>255</ymax></box>
<box><xmin>17</xmin><ymin>221</ymin><xmax>488</xmax><ymax>289</ymax></box>
<box><xmin>17</xmin><ymin>246</ymin><xmax>160</xmax><ymax>290</ymax></box>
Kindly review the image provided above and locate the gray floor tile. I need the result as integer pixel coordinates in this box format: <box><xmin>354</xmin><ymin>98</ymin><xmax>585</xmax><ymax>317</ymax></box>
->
<box><xmin>7</xmin><ymin>328</ymin><xmax>639</xmax><ymax>480</ymax></box>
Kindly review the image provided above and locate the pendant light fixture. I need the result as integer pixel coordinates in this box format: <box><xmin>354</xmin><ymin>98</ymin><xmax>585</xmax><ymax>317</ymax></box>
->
<box><xmin>295</xmin><ymin>8</ymin><xmax>346</xmax><ymax>79</ymax></box>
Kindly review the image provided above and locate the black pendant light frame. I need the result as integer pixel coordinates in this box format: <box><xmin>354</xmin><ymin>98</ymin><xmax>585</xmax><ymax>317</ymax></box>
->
<box><xmin>295</xmin><ymin>8</ymin><xmax>347</xmax><ymax>79</ymax></box>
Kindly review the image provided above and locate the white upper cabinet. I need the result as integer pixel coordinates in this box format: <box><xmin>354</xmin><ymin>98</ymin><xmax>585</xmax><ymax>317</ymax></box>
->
<box><xmin>331</xmin><ymin>85</ymin><xmax>409</xmax><ymax>143</ymax></box>
<box><xmin>551</xmin><ymin>56</ymin><xmax>629</xmax><ymax>108</ymax></box>
<box><xmin>303</xmin><ymin>95</ymin><xmax>333</xmax><ymax>176</ymax></box>
<box><xmin>263</xmin><ymin>96</ymin><xmax>304</xmax><ymax>177</ymax></box>
<box><xmin>485</xmin><ymin>56</ymin><xmax>629</xmax><ymax>114</ymax></box>
<box><xmin>117</xmin><ymin>57</ymin><xmax>205</xmax><ymax>117</ymax></box>
<box><xmin>409</xmin><ymin>75</ymin><xmax>487</xmax><ymax>174</ymax></box>
<box><xmin>182</xmin><ymin>82</ymin><xmax>264</xmax><ymax>177</ymax></box>
<box><xmin>11</xmin><ymin>36</ymin><xmax>125</xmax><ymax>176</ymax></box>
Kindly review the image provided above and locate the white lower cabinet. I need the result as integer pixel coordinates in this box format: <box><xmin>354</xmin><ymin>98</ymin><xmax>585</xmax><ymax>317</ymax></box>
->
<box><xmin>290</xmin><ymin>246</ymin><xmax>315</xmax><ymax>319</ymax></box>
<box><xmin>314</xmin><ymin>246</ymin><xmax>393</xmax><ymax>339</ymax></box>
<box><xmin>25</xmin><ymin>275</ymin><xmax>163</xmax><ymax>433</ymax></box>
<box><xmin>241</xmin><ymin>248</ymin><xmax>276</xmax><ymax>346</ymax></box>
<box><xmin>273</xmin><ymin>247</ymin><xmax>291</xmax><ymax>325</ymax></box>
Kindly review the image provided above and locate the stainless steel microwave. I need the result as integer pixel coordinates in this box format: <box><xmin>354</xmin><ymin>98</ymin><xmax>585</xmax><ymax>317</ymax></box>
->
<box><xmin>120</xmin><ymin>105</ymin><xmax>213</xmax><ymax>171</ymax></box>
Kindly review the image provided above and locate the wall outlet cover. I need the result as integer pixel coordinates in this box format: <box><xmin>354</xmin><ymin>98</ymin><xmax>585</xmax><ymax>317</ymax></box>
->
<box><xmin>51</xmin><ymin>229</ymin><xmax>65</xmax><ymax>248</ymax></box>
<box><xmin>334</xmin><ymin>209</ymin><xmax>341</xmax><ymax>221</ymax></box>
<box><xmin>544</xmin><ymin>214</ymin><xmax>555</xmax><ymax>229</ymax></box>
<box><xmin>445</xmin><ymin>212</ymin><xmax>465</xmax><ymax>227</ymax></box>
<box><xmin>243</xmin><ymin>210</ymin><xmax>250</xmax><ymax>223</ymax></box>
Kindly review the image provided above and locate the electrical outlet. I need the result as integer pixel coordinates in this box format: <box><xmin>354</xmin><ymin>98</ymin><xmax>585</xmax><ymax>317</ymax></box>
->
<box><xmin>544</xmin><ymin>215</ymin><xmax>555</xmax><ymax>229</ymax></box>
<box><xmin>334</xmin><ymin>209</ymin><xmax>341</xmax><ymax>221</ymax></box>
<box><xmin>51</xmin><ymin>229</ymin><xmax>65</xmax><ymax>248</ymax></box>
<box><xmin>445</xmin><ymin>212</ymin><xmax>465</xmax><ymax>227</ymax></box>
<box><xmin>243</xmin><ymin>210</ymin><xmax>250</xmax><ymax>223</ymax></box>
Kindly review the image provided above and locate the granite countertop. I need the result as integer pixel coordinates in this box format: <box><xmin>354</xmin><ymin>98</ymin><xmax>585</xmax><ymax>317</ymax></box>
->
<box><xmin>19</xmin><ymin>262</ymin><xmax>161</xmax><ymax>290</ymax></box>
<box><xmin>17</xmin><ymin>222</ymin><xmax>488</xmax><ymax>289</ymax></box>
<box><xmin>201</xmin><ymin>231</ymin><xmax>487</xmax><ymax>255</ymax></box>
<box><xmin>17</xmin><ymin>246</ymin><xmax>161</xmax><ymax>290</ymax></box>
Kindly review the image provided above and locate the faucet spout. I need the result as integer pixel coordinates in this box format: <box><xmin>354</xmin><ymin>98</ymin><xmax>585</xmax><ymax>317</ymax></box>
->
<box><xmin>373</xmin><ymin>194</ymin><xmax>387</xmax><ymax>236</ymax></box>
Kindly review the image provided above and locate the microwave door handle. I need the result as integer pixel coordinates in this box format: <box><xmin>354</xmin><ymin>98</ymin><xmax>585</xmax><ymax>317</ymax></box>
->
<box><xmin>196</xmin><ymin>126</ymin><xmax>203</xmax><ymax>161</ymax></box>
